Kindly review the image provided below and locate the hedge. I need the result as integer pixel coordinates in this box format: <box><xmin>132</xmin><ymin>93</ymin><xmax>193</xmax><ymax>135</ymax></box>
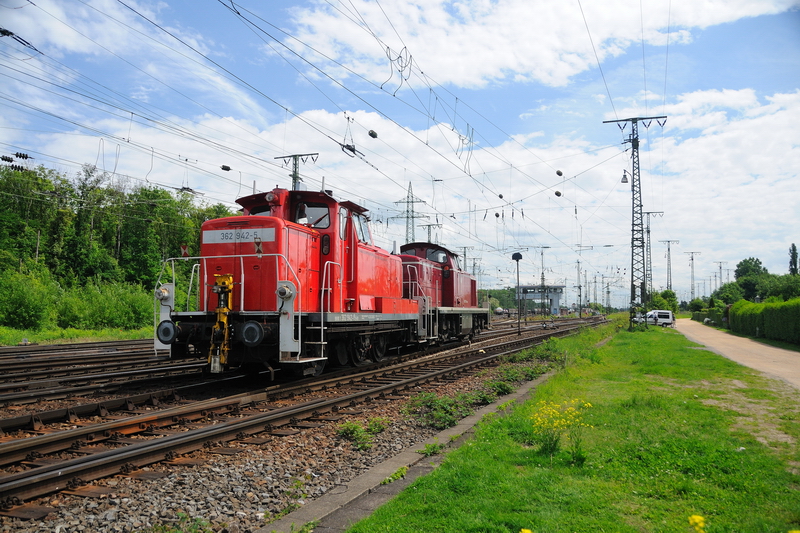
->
<box><xmin>728</xmin><ymin>298</ymin><xmax>800</xmax><ymax>344</ymax></box>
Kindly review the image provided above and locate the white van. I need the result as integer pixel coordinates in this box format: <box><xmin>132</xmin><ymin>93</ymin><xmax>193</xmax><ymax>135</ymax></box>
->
<box><xmin>646</xmin><ymin>309</ymin><xmax>675</xmax><ymax>327</ymax></box>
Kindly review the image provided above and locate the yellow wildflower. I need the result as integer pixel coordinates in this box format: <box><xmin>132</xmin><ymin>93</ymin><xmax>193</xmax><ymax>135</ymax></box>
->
<box><xmin>688</xmin><ymin>514</ymin><xmax>706</xmax><ymax>533</ymax></box>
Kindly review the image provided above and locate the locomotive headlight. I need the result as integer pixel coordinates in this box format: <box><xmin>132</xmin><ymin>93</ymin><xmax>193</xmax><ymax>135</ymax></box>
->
<box><xmin>156</xmin><ymin>320</ymin><xmax>180</xmax><ymax>344</ymax></box>
<box><xmin>154</xmin><ymin>286</ymin><xmax>170</xmax><ymax>301</ymax></box>
<box><xmin>264</xmin><ymin>192</ymin><xmax>275</xmax><ymax>202</ymax></box>
<box><xmin>277</xmin><ymin>284</ymin><xmax>293</xmax><ymax>300</ymax></box>
<box><xmin>239</xmin><ymin>321</ymin><xmax>265</xmax><ymax>347</ymax></box>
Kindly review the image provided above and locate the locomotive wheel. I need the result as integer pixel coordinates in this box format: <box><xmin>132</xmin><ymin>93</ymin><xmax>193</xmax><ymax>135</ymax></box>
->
<box><xmin>332</xmin><ymin>340</ymin><xmax>350</xmax><ymax>366</ymax></box>
<box><xmin>350</xmin><ymin>336</ymin><xmax>371</xmax><ymax>366</ymax></box>
<box><xmin>371</xmin><ymin>334</ymin><xmax>387</xmax><ymax>362</ymax></box>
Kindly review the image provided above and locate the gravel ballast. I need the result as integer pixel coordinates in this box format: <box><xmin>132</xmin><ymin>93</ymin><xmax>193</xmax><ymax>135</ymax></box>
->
<box><xmin>0</xmin><ymin>372</ymin><xmax>499</xmax><ymax>533</ymax></box>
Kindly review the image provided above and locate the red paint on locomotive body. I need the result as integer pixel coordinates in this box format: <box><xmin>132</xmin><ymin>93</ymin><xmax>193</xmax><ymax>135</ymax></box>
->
<box><xmin>200</xmin><ymin>215</ymin><xmax>321</xmax><ymax>313</ymax></box>
<box><xmin>154</xmin><ymin>187</ymin><xmax>488</xmax><ymax>379</ymax></box>
<box><xmin>398</xmin><ymin>242</ymin><xmax>476</xmax><ymax>308</ymax></box>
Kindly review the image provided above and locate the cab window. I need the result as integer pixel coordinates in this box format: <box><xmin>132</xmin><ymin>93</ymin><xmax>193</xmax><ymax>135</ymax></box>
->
<box><xmin>295</xmin><ymin>203</ymin><xmax>330</xmax><ymax>228</ymax></box>
<box><xmin>339</xmin><ymin>208</ymin><xmax>348</xmax><ymax>240</ymax></box>
<box><xmin>426</xmin><ymin>249</ymin><xmax>448</xmax><ymax>264</ymax></box>
<box><xmin>353</xmin><ymin>214</ymin><xmax>372</xmax><ymax>244</ymax></box>
<box><xmin>250</xmin><ymin>205</ymin><xmax>271</xmax><ymax>216</ymax></box>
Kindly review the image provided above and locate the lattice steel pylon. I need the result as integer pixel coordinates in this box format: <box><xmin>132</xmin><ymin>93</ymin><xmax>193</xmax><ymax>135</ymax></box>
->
<box><xmin>685</xmin><ymin>251</ymin><xmax>701</xmax><ymax>301</ymax></box>
<box><xmin>643</xmin><ymin>211</ymin><xmax>663</xmax><ymax>307</ymax></box>
<box><xmin>604</xmin><ymin>115</ymin><xmax>666</xmax><ymax>328</ymax></box>
<box><xmin>393</xmin><ymin>182</ymin><xmax>427</xmax><ymax>243</ymax></box>
<box><xmin>660</xmin><ymin>240</ymin><xmax>679</xmax><ymax>291</ymax></box>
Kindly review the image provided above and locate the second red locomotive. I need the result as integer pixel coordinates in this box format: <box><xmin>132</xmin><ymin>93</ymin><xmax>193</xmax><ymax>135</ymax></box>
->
<box><xmin>155</xmin><ymin>186</ymin><xmax>489</xmax><ymax>378</ymax></box>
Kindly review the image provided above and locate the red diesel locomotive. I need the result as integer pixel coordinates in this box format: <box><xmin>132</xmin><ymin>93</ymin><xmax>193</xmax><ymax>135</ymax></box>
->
<box><xmin>155</xmin><ymin>186</ymin><xmax>489</xmax><ymax>378</ymax></box>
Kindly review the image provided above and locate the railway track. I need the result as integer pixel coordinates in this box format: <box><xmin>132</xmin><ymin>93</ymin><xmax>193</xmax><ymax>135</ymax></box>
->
<box><xmin>0</xmin><ymin>318</ymin><xmax>586</xmax><ymax>408</ymax></box>
<box><xmin>0</xmin><ymin>317</ymin><xmax>604</xmax><ymax>510</ymax></box>
<box><xmin>0</xmin><ymin>339</ymin><xmax>159</xmax><ymax>360</ymax></box>
<box><xmin>0</xmin><ymin>317</ymin><xmax>592</xmax><ymax>424</ymax></box>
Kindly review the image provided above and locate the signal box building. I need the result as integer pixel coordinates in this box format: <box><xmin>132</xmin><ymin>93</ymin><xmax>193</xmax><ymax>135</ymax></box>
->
<box><xmin>517</xmin><ymin>285</ymin><xmax>565</xmax><ymax>316</ymax></box>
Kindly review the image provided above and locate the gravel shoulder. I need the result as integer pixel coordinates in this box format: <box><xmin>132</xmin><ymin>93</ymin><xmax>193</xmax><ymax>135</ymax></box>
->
<box><xmin>676</xmin><ymin>318</ymin><xmax>800</xmax><ymax>390</ymax></box>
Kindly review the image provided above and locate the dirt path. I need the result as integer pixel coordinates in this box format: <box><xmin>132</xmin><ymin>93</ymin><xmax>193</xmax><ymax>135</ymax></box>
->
<box><xmin>676</xmin><ymin>318</ymin><xmax>800</xmax><ymax>390</ymax></box>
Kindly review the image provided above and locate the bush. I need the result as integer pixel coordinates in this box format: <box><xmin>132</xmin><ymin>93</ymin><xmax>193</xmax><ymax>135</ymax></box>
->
<box><xmin>404</xmin><ymin>392</ymin><xmax>478</xmax><ymax>429</ymax></box>
<box><xmin>0</xmin><ymin>269</ymin><xmax>59</xmax><ymax>330</ymax></box>
<box><xmin>57</xmin><ymin>281</ymin><xmax>151</xmax><ymax>330</ymax></box>
<box><xmin>729</xmin><ymin>297</ymin><xmax>800</xmax><ymax>344</ymax></box>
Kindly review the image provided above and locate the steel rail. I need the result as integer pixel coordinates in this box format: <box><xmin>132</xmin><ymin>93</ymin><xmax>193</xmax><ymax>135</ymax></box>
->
<box><xmin>0</xmin><ymin>362</ymin><xmax>208</xmax><ymax>405</ymax></box>
<box><xmin>0</xmin><ymin>352</ymin><xmax>174</xmax><ymax>377</ymax></box>
<box><xmin>0</xmin><ymin>339</ymin><xmax>157</xmax><ymax>358</ymax></box>
<box><xmin>0</xmin><ymin>395</ymin><xmax>248</xmax><ymax>467</ymax></box>
<box><xmin>0</xmin><ymin>373</ymin><xmax>252</xmax><ymax>434</ymax></box>
<box><xmin>0</xmin><ymin>359</ymin><xmax>205</xmax><ymax>388</ymax></box>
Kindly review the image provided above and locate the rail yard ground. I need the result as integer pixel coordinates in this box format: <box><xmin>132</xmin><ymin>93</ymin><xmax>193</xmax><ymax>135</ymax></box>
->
<box><xmin>273</xmin><ymin>317</ymin><xmax>800</xmax><ymax>533</ymax></box>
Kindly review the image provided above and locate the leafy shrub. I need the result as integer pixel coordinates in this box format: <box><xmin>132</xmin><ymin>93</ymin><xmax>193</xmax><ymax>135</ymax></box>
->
<box><xmin>381</xmin><ymin>466</ymin><xmax>408</xmax><ymax>484</ymax></box>
<box><xmin>404</xmin><ymin>392</ymin><xmax>476</xmax><ymax>429</ymax></box>
<box><xmin>0</xmin><ymin>269</ymin><xmax>59</xmax><ymax>330</ymax></box>
<box><xmin>485</xmin><ymin>380</ymin><xmax>515</xmax><ymax>395</ymax></box>
<box><xmin>337</xmin><ymin>421</ymin><xmax>373</xmax><ymax>450</ymax></box>
<box><xmin>467</xmin><ymin>389</ymin><xmax>497</xmax><ymax>405</ymax></box>
<box><xmin>57</xmin><ymin>281</ymin><xmax>151</xmax><ymax>329</ymax></box>
<box><xmin>336</xmin><ymin>417</ymin><xmax>390</xmax><ymax>450</ymax></box>
<box><xmin>729</xmin><ymin>297</ymin><xmax>800</xmax><ymax>343</ymax></box>
<box><xmin>417</xmin><ymin>439</ymin><xmax>446</xmax><ymax>457</ymax></box>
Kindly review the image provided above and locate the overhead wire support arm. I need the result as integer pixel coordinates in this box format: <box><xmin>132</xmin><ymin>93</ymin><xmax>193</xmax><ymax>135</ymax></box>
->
<box><xmin>274</xmin><ymin>153</ymin><xmax>319</xmax><ymax>190</ymax></box>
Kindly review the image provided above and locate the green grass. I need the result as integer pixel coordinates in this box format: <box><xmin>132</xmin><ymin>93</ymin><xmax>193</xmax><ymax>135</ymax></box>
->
<box><xmin>346</xmin><ymin>322</ymin><xmax>800</xmax><ymax>533</ymax></box>
<box><xmin>0</xmin><ymin>325</ymin><xmax>152</xmax><ymax>347</ymax></box>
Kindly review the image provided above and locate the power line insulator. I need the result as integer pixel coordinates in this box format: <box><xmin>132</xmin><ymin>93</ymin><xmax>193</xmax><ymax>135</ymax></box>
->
<box><xmin>14</xmin><ymin>152</ymin><xmax>31</xmax><ymax>159</ymax></box>
<box><xmin>8</xmin><ymin>165</ymin><xmax>24</xmax><ymax>172</ymax></box>
<box><xmin>1</xmin><ymin>156</ymin><xmax>12</xmax><ymax>163</ymax></box>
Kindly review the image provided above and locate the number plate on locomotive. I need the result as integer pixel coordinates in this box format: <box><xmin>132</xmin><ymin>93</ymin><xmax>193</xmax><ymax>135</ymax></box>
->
<box><xmin>203</xmin><ymin>228</ymin><xmax>275</xmax><ymax>243</ymax></box>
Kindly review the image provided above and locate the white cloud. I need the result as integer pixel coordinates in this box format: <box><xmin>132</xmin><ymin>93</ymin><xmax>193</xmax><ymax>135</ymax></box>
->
<box><xmin>287</xmin><ymin>0</ymin><xmax>796</xmax><ymax>88</ymax></box>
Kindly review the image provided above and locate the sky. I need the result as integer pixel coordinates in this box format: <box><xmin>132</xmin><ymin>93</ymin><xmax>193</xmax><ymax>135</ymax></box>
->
<box><xmin>1</xmin><ymin>0</ymin><xmax>799</xmax><ymax>309</ymax></box>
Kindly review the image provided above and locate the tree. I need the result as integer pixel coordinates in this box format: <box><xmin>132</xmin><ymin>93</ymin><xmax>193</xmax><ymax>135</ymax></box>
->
<box><xmin>762</xmin><ymin>274</ymin><xmax>800</xmax><ymax>301</ymax></box>
<box><xmin>659</xmin><ymin>289</ymin><xmax>679</xmax><ymax>313</ymax></box>
<box><xmin>790</xmin><ymin>243</ymin><xmax>798</xmax><ymax>276</ymax></box>
<box><xmin>735</xmin><ymin>257</ymin><xmax>767</xmax><ymax>280</ymax></box>
<box><xmin>688</xmin><ymin>298</ymin><xmax>705</xmax><ymax>312</ymax></box>
<box><xmin>734</xmin><ymin>257</ymin><xmax>771</xmax><ymax>301</ymax></box>
<box><xmin>714</xmin><ymin>282</ymin><xmax>744</xmax><ymax>305</ymax></box>
<box><xmin>649</xmin><ymin>293</ymin><xmax>669</xmax><ymax>312</ymax></box>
